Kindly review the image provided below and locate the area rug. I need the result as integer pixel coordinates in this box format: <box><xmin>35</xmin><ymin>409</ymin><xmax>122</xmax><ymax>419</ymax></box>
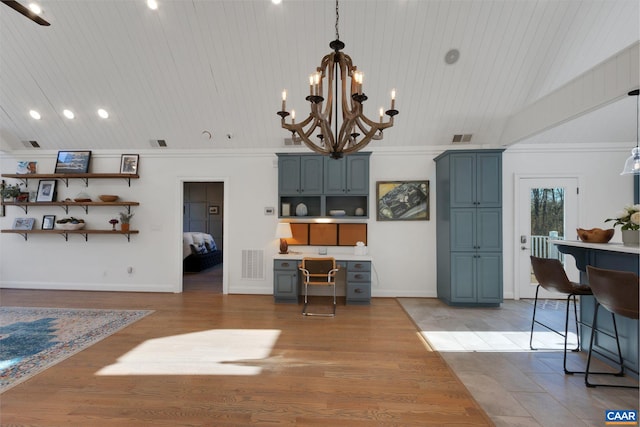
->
<box><xmin>0</xmin><ymin>306</ymin><xmax>153</xmax><ymax>393</ymax></box>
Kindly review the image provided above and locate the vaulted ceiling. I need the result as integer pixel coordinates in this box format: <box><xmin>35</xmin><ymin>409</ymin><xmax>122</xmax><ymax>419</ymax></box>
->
<box><xmin>0</xmin><ymin>0</ymin><xmax>638</xmax><ymax>153</ymax></box>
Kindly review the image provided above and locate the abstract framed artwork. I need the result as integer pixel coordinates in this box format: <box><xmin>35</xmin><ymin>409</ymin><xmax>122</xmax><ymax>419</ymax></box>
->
<box><xmin>376</xmin><ymin>180</ymin><xmax>429</xmax><ymax>221</ymax></box>
<box><xmin>55</xmin><ymin>150</ymin><xmax>91</xmax><ymax>174</ymax></box>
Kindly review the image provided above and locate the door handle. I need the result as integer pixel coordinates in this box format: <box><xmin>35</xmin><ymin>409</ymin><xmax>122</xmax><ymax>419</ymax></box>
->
<box><xmin>521</xmin><ymin>246</ymin><xmax>530</xmax><ymax>251</ymax></box>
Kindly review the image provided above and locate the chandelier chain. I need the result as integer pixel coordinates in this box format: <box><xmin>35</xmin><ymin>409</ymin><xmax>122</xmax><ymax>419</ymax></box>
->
<box><xmin>335</xmin><ymin>0</ymin><xmax>339</xmax><ymax>40</ymax></box>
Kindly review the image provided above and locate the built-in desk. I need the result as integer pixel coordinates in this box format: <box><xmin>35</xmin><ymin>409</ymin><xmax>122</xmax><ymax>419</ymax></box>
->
<box><xmin>273</xmin><ymin>253</ymin><xmax>373</xmax><ymax>305</ymax></box>
<box><xmin>551</xmin><ymin>240</ymin><xmax>639</xmax><ymax>373</ymax></box>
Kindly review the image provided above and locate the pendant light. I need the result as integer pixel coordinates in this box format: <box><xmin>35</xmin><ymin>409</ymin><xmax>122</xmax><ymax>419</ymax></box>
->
<box><xmin>621</xmin><ymin>89</ymin><xmax>640</xmax><ymax>175</ymax></box>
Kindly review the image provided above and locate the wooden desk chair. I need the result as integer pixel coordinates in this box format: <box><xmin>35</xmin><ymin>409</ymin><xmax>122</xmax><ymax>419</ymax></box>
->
<box><xmin>585</xmin><ymin>266</ymin><xmax>639</xmax><ymax>388</ymax></box>
<box><xmin>299</xmin><ymin>257</ymin><xmax>339</xmax><ymax>317</ymax></box>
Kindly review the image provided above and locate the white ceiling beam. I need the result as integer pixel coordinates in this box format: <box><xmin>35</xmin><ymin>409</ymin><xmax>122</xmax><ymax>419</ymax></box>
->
<box><xmin>500</xmin><ymin>41</ymin><xmax>640</xmax><ymax>146</ymax></box>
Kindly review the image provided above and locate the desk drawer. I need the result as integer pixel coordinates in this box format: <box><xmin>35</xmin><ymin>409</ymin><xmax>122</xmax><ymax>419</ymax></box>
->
<box><xmin>274</xmin><ymin>260</ymin><xmax>298</xmax><ymax>270</ymax></box>
<box><xmin>347</xmin><ymin>283</ymin><xmax>371</xmax><ymax>301</ymax></box>
<box><xmin>347</xmin><ymin>271</ymin><xmax>370</xmax><ymax>282</ymax></box>
<box><xmin>347</xmin><ymin>261</ymin><xmax>371</xmax><ymax>272</ymax></box>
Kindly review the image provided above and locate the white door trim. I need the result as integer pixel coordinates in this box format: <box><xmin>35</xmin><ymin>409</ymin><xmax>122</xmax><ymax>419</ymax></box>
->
<box><xmin>513</xmin><ymin>173</ymin><xmax>583</xmax><ymax>300</ymax></box>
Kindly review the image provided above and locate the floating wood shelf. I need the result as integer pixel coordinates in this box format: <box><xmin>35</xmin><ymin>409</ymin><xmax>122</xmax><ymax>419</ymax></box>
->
<box><xmin>1</xmin><ymin>201</ymin><xmax>139</xmax><ymax>214</ymax></box>
<box><xmin>1</xmin><ymin>229</ymin><xmax>139</xmax><ymax>242</ymax></box>
<box><xmin>1</xmin><ymin>173</ymin><xmax>140</xmax><ymax>187</ymax></box>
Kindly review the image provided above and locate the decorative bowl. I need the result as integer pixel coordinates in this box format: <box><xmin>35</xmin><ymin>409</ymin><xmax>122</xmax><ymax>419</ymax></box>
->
<box><xmin>576</xmin><ymin>228</ymin><xmax>614</xmax><ymax>243</ymax></box>
<box><xmin>56</xmin><ymin>222</ymin><xmax>85</xmax><ymax>231</ymax></box>
<box><xmin>99</xmin><ymin>195</ymin><xmax>119</xmax><ymax>202</ymax></box>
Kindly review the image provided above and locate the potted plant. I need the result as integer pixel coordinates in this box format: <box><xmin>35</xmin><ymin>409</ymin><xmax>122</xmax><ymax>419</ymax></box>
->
<box><xmin>119</xmin><ymin>211</ymin><xmax>134</xmax><ymax>232</ymax></box>
<box><xmin>1</xmin><ymin>183</ymin><xmax>21</xmax><ymax>201</ymax></box>
<box><xmin>605</xmin><ymin>204</ymin><xmax>640</xmax><ymax>246</ymax></box>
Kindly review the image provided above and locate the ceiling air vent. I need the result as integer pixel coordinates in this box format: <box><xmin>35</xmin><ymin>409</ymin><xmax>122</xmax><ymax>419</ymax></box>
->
<box><xmin>451</xmin><ymin>134</ymin><xmax>472</xmax><ymax>144</ymax></box>
<box><xmin>150</xmin><ymin>139</ymin><xmax>168</xmax><ymax>148</ymax></box>
<box><xmin>22</xmin><ymin>140</ymin><xmax>40</xmax><ymax>148</ymax></box>
<box><xmin>284</xmin><ymin>137</ymin><xmax>301</xmax><ymax>146</ymax></box>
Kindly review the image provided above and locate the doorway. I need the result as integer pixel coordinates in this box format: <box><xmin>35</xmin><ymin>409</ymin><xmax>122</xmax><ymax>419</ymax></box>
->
<box><xmin>515</xmin><ymin>176</ymin><xmax>579</xmax><ymax>299</ymax></box>
<box><xmin>182</xmin><ymin>181</ymin><xmax>224</xmax><ymax>293</ymax></box>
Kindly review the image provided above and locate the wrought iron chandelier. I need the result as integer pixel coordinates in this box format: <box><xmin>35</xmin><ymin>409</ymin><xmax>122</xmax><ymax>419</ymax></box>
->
<box><xmin>277</xmin><ymin>0</ymin><xmax>398</xmax><ymax>159</ymax></box>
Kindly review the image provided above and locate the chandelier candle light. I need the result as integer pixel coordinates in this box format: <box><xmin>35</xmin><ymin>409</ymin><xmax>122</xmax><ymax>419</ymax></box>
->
<box><xmin>277</xmin><ymin>0</ymin><xmax>398</xmax><ymax>159</ymax></box>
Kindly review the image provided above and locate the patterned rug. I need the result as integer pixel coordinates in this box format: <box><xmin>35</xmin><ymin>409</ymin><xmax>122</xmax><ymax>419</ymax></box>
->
<box><xmin>0</xmin><ymin>306</ymin><xmax>153</xmax><ymax>393</ymax></box>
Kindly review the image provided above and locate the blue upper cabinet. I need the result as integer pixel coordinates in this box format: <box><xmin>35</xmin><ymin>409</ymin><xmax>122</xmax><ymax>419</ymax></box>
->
<box><xmin>323</xmin><ymin>157</ymin><xmax>346</xmax><ymax>194</ymax></box>
<box><xmin>278</xmin><ymin>154</ymin><xmax>323</xmax><ymax>195</ymax></box>
<box><xmin>323</xmin><ymin>153</ymin><xmax>370</xmax><ymax>195</ymax></box>
<box><xmin>300</xmin><ymin>156</ymin><xmax>324</xmax><ymax>194</ymax></box>
<box><xmin>278</xmin><ymin>155</ymin><xmax>301</xmax><ymax>195</ymax></box>
<box><xmin>450</xmin><ymin>151</ymin><xmax>502</xmax><ymax>208</ymax></box>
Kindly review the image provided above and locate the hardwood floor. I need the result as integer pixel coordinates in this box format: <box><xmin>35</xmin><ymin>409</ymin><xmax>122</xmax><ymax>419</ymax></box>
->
<box><xmin>0</xmin><ymin>288</ymin><xmax>492</xmax><ymax>426</ymax></box>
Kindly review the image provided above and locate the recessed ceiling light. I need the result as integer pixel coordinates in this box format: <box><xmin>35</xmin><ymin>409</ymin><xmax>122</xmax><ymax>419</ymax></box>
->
<box><xmin>63</xmin><ymin>109</ymin><xmax>75</xmax><ymax>119</ymax></box>
<box><xmin>97</xmin><ymin>108</ymin><xmax>109</xmax><ymax>119</ymax></box>
<box><xmin>28</xmin><ymin>3</ymin><xmax>42</xmax><ymax>15</ymax></box>
<box><xmin>29</xmin><ymin>110</ymin><xmax>41</xmax><ymax>120</ymax></box>
<box><xmin>272</xmin><ymin>0</ymin><xmax>282</xmax><ymax>4</ymax></box>
<box><xmin>147</xmin><ymin>0</ymin><xmax>158</xmax><ymax>10</ymax></box>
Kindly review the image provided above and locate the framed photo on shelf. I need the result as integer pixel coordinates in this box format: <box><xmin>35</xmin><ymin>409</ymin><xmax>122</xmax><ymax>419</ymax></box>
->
<box><xmin>16</xmin><ymin>161</ymin><xmax>37</xmax><ymax>174</ymax></box>
<box><xmin>42</xmin><ymin>215</ymin><xmax>56</xmax><ymax>230</ymax></box>
<box><xmin>13</xmin><ymin>217</ymin><xmax>35</xmax><ymax>230</ymax></box>
<box><xmin>16</xmin><ymin>192</ymin><xmax>29</xmax><ymax>203</ymax></box>
<box><xmin>120</xmin><ymin>154</ymin><xmax>139</xmax><ymax>174</ymax></box>
<box><xmin>376</xmin><ymin>180</ymin><xmax>430</xmax><ymax>221</ymax></box>
<box><xmin>54</xmin><ymin>150</ymin><xmax>91</xmax><ymax>174</ymax></box>
<box><xmin>36</xmin><ymin>180</ymin><xmax>57</xmax><ymax>202</ymax></box>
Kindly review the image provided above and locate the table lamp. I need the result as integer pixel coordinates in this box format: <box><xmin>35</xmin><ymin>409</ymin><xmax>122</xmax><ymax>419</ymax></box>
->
<box><xmin>275</xmin><ymin>222</ymin><xmax>293</xmax><ymax>254</ymax></box>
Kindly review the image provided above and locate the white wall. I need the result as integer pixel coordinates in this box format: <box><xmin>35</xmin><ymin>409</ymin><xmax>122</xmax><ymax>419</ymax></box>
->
<box><xmin>0</xmin><ymin>144</ymin><xmax>633</xmax><ymax>298</ymax></box>
<box><xmin>502</xmin><ymin>142</ymin><xmax>634</xmax><ymax>299</ymax></box>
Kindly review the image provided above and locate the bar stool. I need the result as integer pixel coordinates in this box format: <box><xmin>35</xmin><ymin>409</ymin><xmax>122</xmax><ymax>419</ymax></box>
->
<box><xmin>584</xmin><ymin>265</ymin><xmax>639</xmax><ymax>388</ymax></box>
<box><xmin>529</xmin><ymin>256</ymin><xmax>593</xmax><ymax>374</ymax></box>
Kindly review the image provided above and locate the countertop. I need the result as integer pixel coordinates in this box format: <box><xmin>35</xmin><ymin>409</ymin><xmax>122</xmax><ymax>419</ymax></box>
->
<box><xmin>550</xmin><ymin>239</ymin><xmax>640</xmax><ymax>255</ymax></box>
<box><xmin>274</xmin><ymin>252</ymin><xmax>373</xmax><ymax>261</ymax></box>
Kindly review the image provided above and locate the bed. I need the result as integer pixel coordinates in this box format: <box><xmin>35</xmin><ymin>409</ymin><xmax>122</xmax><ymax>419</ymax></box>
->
<box><xmin>183</xmin><ymin>232</ymin><xmax>223</xmax><ymax>272</ymax></box>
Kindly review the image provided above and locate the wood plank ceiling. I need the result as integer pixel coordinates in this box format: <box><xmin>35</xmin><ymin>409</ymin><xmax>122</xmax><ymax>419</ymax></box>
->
<box><xmin>0</xmin><ymin>0</ymin><xmax>638</xmax><ymax>152</ymax></box>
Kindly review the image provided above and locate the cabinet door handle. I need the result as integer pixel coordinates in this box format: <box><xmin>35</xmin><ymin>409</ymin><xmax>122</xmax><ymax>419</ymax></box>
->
<box><xmin>355</xmin><ymin>274</ymin><xmax>363</xmax><ymax>279</ymax></box>
<box><xmin>355</xmin><ymin>288</ymin><xmax>363</xmax><ymax>293</ymax></box>
<box><xmin>282</xmin><ymin>262</ymin><xmax>290</xmax><ymax>267</ymax></box>
<box><xmin>354</xmin><ymin>263</ymin><xmax>362</xmax><ymax>268</ymax></box>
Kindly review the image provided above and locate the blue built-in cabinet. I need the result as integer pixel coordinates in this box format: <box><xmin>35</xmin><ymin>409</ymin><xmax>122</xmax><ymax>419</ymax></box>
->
<box><xmin>277</xmin><ymin>152</ymin><xmax>370</xmax><ymax>218</ymax></box>
<box><xmin>434</xmin><ymin>149</ymin><xmax>504</xmax><ymax>306</ymax></box>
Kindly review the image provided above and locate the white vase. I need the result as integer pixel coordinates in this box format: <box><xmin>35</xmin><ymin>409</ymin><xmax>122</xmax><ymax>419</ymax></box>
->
<box><xmin>621</xmin><ymin>229</ymin><xmax>640</xmax><ymax>246</ymax></box>
<box><xmin>295</xmin><ymin>203</ymin><xmax>308</xmax><ymax>216</ymax></box>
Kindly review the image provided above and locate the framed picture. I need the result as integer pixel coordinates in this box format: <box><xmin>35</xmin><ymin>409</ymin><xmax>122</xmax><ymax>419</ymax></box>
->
<box><xmin>55</xmin><ymin>150</ymin><xmax>91</xmax><ymax>174</ymax></box>
<box><xmin>36</xmin><ymin>180</ymin><xmax>57</xmax><ymax>202</ymax></box>
<box><xmin>120</xmin><ymin>154</ymin><xmax>139</xmax><ymax>174</ymax></box>
<box><xmin>13</xmin><ymin>217</ymin><xmax>35</xmax><ymax>230</ymax></box>
<box><xmin>209</xmin><ymin>205</ymin><xmax>219</xmax><ymax>215</ymax></box>
<box><xmin>376</xmin><ymin>180</ymin><xmax>430</xmax><ymax>221</ymax></box>
<box><xmin>16</xmin><ymin>161</ymin><xmax>37</xmax><ymax>174</ymax></box>
<box><xmin>42</xmin><ymin>215</ymin><xmax>56</xmax><ymax>230</ymax></box>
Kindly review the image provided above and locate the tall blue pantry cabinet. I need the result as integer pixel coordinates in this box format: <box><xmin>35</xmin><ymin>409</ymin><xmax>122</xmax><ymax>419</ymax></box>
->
<box><xmin>434</xmin><ymin>149</ymin><xmax>504</xmax><ymax>306</ymax></box>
